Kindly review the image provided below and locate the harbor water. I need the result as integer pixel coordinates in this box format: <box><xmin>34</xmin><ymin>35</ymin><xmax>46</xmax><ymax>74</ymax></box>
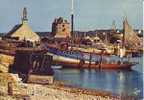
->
<box><xmin>54</xmin><ymin>57</ymin><xmax>143</xmax><ymax>99</ymax></box>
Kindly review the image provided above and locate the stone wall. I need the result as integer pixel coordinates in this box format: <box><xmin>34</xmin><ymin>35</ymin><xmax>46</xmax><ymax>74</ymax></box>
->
<box><xmin>0</xmin><ymin>54</ymin><xmax>14</xmax><ymax>72</ymax></box>
<box><xmin>27</xmin><ymin>75</ymin><xmax>54</xmax><ymax>84</ymax></box>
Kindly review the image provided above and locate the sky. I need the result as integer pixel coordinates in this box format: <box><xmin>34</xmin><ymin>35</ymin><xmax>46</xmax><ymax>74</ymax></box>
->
<box><xmin>0</xmin><ymin>0</ymin><xmax>143</xmax><ymax>32</ymax></box>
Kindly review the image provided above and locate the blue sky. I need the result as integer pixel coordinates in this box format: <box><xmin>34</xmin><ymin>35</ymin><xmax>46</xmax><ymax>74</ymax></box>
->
<box><xmin>0</xmin><ymin>0</ymin><xmax>143</xmax><ymax>32</ymax></box>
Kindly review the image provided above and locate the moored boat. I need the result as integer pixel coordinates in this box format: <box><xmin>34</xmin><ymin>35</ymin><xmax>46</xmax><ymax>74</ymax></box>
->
<box><xmin>45</xmin><ymin>44</ymin><xmax>136</xmax><ymax>69</ymax></box>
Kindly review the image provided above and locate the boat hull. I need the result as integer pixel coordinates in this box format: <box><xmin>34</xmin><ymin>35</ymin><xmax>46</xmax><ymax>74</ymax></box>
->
<box><xmin>46</xmin><ymin>47</ymin><xmax>135</xmax><ymax>70</ymax></box>
<box><xmin>52</xmin><ymin>60</ymin><xmax>133</xmax><ymax>69</ymax></box>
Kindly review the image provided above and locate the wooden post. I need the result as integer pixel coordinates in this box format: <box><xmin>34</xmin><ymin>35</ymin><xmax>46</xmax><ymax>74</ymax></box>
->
<box><xmin>88</xmin><ymin>53</ymin><xmax>92</xmax><ymax>69</ymax></box>
<box><xmin>99</xmin><ymin>50</ymin><xmax>104</xmax><ymax>69</ymax></box>
<box><xmin>8</xmin><ymin>82</ymin><xmax>13</xmax><ymax>96</ymax></box>
<box><xmin>99</xmin><ymin>54</ymin><xmax>102</xmax><ymax>69</ymax></box>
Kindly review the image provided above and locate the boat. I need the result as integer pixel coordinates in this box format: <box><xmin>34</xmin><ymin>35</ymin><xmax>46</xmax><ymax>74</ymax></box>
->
<box><xmin>123</xmin><ymin>18</ymin><xmax>143</xmax><ymax>56</ymax></box>
<box><xmin>40</xmin><ymin>17</ymin><xmax>141</xmax><ymax>70</ymax></box>
<box><xmin>44</xmin><ymin>44</ymin><xmax>136</xmax><ymax>69</ymax></box>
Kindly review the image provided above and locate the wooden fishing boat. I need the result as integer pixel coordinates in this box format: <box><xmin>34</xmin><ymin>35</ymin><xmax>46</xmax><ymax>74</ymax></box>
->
<box><xmin>45</xmin><ymin>44</ymin><xmax>136</xmax><ymax>69</ymax></box>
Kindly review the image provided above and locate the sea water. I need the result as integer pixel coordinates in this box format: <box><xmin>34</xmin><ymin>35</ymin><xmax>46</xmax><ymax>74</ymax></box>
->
<box><xmin>54</xmin><ymin>57</ymin><xmax>143</xmax><ymax>99</ymax></box>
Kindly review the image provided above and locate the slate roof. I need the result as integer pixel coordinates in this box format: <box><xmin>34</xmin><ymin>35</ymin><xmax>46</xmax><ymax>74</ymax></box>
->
<box><xmin>7</xmin><ymin>24</ymin><xmax>22</xmax><ymax>36</ymax></box>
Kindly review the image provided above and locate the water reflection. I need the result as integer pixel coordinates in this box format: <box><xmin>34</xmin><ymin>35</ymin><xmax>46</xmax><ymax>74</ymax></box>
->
<box><xmin>54</xmin><ymin>69</ymin><xmax>143</xmax><ymax>99</ymax></box>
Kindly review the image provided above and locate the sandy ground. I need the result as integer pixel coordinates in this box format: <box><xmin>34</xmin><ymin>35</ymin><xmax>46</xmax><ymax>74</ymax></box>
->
<box><xmin>0</xmin><ymin>73</ymin><xmax>136</xmax><ymax>100</ymax></box>
<box><xmin>22</xmin><ymin>84</ymin><xmax>119</xmax><ymax>100</ymax></box>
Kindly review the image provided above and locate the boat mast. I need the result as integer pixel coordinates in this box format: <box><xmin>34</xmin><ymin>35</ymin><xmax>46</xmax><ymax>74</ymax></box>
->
<box><xmin>122</xmin><ymin>18</ymin><xmax>126</xmax><ymax>48</ymax></box>
<box><xmin>71</xmin><ymin>0</ymin><xmax>74</xmax><ymax>39</ymax></box>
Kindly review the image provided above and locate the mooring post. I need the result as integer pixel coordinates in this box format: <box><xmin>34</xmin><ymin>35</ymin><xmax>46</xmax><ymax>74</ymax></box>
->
<box><xmin>8</xmin><ymin>82</ymin><xmax>13</xmax><ymax>96</ymax></box>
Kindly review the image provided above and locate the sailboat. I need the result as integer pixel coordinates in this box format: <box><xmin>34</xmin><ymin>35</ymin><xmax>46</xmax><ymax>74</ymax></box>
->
<box><xmin>123</xmin><ymin>18</ymin><xmax>143</xmax><ymax>57</ymax></box>
<box><xmin>123</xmin><ymin>18</ymin><xmax>142</xmax><ymax>49</ymax></box>
<box><xmin>43</xmin><ymin>2</ymin><xmax>136</xmax><ymax>69</ymax></box>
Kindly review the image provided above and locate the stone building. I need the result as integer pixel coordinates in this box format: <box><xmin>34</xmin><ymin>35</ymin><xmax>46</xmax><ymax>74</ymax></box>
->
<box><xmin>52</xmin><ymin>17</ymin><xmax>71</xmax><ymax>38</ymax></box>
<box><xmin>6</xmin><ymin>7</ymin><xmax>40</xmax><ymax>42</ymax></box>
